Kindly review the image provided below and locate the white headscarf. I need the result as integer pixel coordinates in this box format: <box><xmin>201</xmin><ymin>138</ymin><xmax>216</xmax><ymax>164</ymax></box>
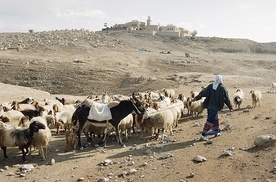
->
<box><xmin>213</xmin><ymin>75</ymin><xmax>223</xmax><ymax>90</ymax></box>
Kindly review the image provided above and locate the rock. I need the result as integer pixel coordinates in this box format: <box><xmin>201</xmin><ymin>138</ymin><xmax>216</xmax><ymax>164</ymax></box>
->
<box><xmin>135</xmin><ymin>146</ymin><xmax>144</xmax><ymax>150</ymax></box>
<box><xmin>77</xmin><ymin>177</ymin><xmax>85</xmax><ymax>181</ymax></box>
<box><xmin>222</xmin><ymin>150</ymin><xmax>233</xmax><ymax>156</ymax></box>
<box><xmin>254</xmin><ymin>134</ymin><xmax>276</xmax><ymax>147</ymax></box>
<box><xmin>129</xmin><ymin>168</ymin><xmax>138</xmax><ymax>174</ymax></box>
<box><xmin>193</xmin><ymin>155</ymin><xmax>207</xmax><ymax>162</ymax></box>
<box><xmin>144</xmin><ymin>149</ymin><xmax>153</xmax><ymax>155</ymax></box>
<box><xmin>162</xmin><ymin>137</ymin><xmax>175</xmax><ymax>143</ymax></box>
<box><xmin>97</xmin><ymin>177</ymin><xmax>109</xmax><ymax>182</ymax></box>
<box><xmin>127</xmin><ymin>161</ymin><xmax>135</xmax><ymax>166</ymax></box>
<box><xmin>243</xmin><ymin>109</ymin><xmax>250</xmax><ymax>112</ymax></box>
<box><xmin>20</xmin><ymin>173</ymin><xmax>26</xmax><ymax>177</ymax></box>
<box><xmin>156</xmin><ymin>144</ymin><xmax>165</xmax><ymax>149</ymax></box>
<box><xmin>160</xmin><ymin>153</ymin><xmax>173</xmax><ymax>159</ymax></box>
<box><xmin>0</xmin><ymin>169</ymin><xmax>4</xmax><ymax>172</ymax></box>
<box><xmin>128</xmin><ymin>155</ymin><xmax>133</xmax><ymax>161</ymax></box>
<box><xmin>253</xmin><ymin>114</ymin><xmax>261</xmax><ymax>119</ymax></box>
<box><xmin>188</xmin><ymin>172</ymin><xmax>195</xmax><ymax>178</ymax></box>
<box><xmin>140</xmin><ymin>162</ymin><xmax>148</xmax><ymax>167</ymax></box>
<box><xmin>50</xmin><ymin>159</ymin><xmax>56</xmax><ymax>165</ymax></box>
<box><xmin>16</xmin><ymin>171</ymin><xmax>21</xmax><ymax>175</ymax></box>
<box><xmin>102</xmin><ymin>159</ymin><xmax>113</xmax><ymax>166</ymax></box>
<box><xmin>7</xmin><ymin>172</ymin><xmax>14</xmax><ymax>176</ymax></box>
<box><xmin>221</xmin><ymin>147</ymin><xmax>235</xmax><ymax>157</ymax></box>
<box><xmin>222</xmin><ymin>123</ymin><xmax>232</xmax><ymax>131</ymax></box>
<box><xmin>21</xmin><ymin>164</ymin><xmax>34</xmax><ymax>172</ymax></box>
<box><xmin>118</xmin><ymin>171</ymin><xmax>128</xmax><ymax>178</ymax></box>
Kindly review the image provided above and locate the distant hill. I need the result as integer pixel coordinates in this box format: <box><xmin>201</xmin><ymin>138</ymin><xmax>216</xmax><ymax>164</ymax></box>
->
<box><xmin>0</xmin><ymin>30</ymin><xmax>276</xmax><ymax>54</ymax></box>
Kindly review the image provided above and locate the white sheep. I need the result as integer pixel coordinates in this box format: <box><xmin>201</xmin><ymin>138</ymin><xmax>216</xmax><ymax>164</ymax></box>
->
<box><xmin>186</xmin><ymin>97</ymin><xmax>204</xmax><ymax>117</ymax></box>
<box><xmin>118</xmin><ymin>113</ymin><xmax>134</xmax><ymax>140</ymax></box>
<box><xmin>30</xmin><ymin>116</ymin><xmax>52</xmax><ymax>160</ymax></box>
<box><xmin>148</xmin><ymin>91</ymin><xmax>161</xmax><ymax>102</ymax></box>
<box><xmin>0</xmin><ymin>120</ymin><xmax>45</xmax><ymax>161</ymax></box>
<box><xmin>169</xmin><ymin>107</ymin><xmax>180</xmax><ymax>127</ymax></box>
<box><xmin>249</xmin><ymin>90</ymin><xmax>262</xmax><ymax>108</ymax></box>
<box><xmin>65</xmin><ymin>126</ymin><xmax>78</xmax><ymax>151</ymax></box>
<box><xmin>152</xmin><ymin>99</ymin><xmax>170</xmax><ymax>111</ymax></box>
<box><xmin>190</xmin><ymin>90</ymin><xmax>199</xmax><ymax>99</ymax></box>
<box><xmin>101</xmin><ymin>93</ymin><xmax>113</xmax><ymax>104</ymax></box>
<box><xmin>0</xmin><ymin>110</ymin><xmax>25</xmax><ymax>126</ymax></box>
<box><xmin>168</xmin><ymin>99</ymin><xmax>184</xmax><ymax>127</ymax></box>
<box><xmin>54</xmin><ymin>104</ymin><xmax>76</xmax><ymax>134</ymax></box>
<box><xmin>163</xmin><ymin>88</ymin><xmax>176</xmax><ymax>101</ymax></box>
<box><xmin>83</xmin><ymin>122</ymin><xmax>107</xmax><ymax>145</ymax></box>
<box><xmin>233</xmin><ymin>88</ymin><xmax>244</xmax><ymax>110</ymax></box>
<box><xmin>111</xmin><ymin>94</ymin><xmax>130</xmax><ymax>101</ymax></box>
<box><xmin>136</xmin><ymin>107</ymin><xmax>174</xmax><ymax>140</ymax></box>
<box><xmin>11</xmin><ymin>101</ymin><xmax>36</xmax><ymax>111</ymax></box>
<box><xmin>55</xmin><ymin>110</ymin><xmax>73</xmax><ymax>134</ymax></box>
<box><xmin>270</xmin><ymin>82</ymin><xmax>276</xmax><ymax>93</ymax></box>
<box><xmin>178</xmin><ymin>93</ymin><xmax>187</xmax><ymax>106</ymax></box>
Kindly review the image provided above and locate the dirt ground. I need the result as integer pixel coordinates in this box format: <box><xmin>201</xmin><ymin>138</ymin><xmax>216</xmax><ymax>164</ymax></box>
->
<box><xmin>0</xmin><ymin>31</ymin><xmax>275</xmax><ymax>182</ymax></box>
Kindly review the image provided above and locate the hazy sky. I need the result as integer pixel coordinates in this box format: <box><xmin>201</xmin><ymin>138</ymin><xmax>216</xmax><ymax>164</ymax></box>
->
<box><xmin>0</xmin><ymin>0</ymin><xmax>275</xmax><ymax>43</ymax></box>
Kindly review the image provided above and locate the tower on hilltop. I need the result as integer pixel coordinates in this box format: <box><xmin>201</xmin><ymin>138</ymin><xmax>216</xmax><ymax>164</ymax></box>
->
<box><xmin>147</xmin><ymin>16</ymin><xmax>151</xmax><ymax>26</ymax></box>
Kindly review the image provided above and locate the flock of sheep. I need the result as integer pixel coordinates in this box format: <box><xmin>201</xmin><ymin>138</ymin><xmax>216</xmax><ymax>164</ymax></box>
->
<box><xmin>0</xmin><ymin>82</ymin><xmax>275</xmax><ymax>162</ymax></box>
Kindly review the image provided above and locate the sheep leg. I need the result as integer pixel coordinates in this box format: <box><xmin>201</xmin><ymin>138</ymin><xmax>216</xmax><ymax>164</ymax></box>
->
<box><xmin>1</xmin><ymin>146</ymin><xmax>8</xmax><ymax>159</ymax></box>
<box><xmin>77</xmin><ymin>121</ymin><xmax>86</xmax><ymax>150</ymax></box>
<box><xmin>21</xmin><ymin>147</ymin><xmax>28</xmax><ymax>162</ymax></box>
<box><xmin>40</xmin><ymin>146</ymin><xmax>46</xmax><ymax>160</ymax></box>
<box><xmin>155</xmin><ymin>129</ymin><xmax>160</xmax><ymax>140</ymax></box>
<box><xmin>115</xmin><ymin>126</ymin><xmax>125</xmax><ymax>147</ymax></box>
<box><xmin>98</xmin><ymin>128</ymin><xmax>108</xmax><ymax>147</ymax></box>
<box><xmin>169</xmin><ymin>127</ymin><xmax>174</xmax><ymax>136</ymax></box>
<box><xmin>132</xmin><ymin>114</ymin><xmax>136</xmax><ymax>134</ymax></box>
<box><xmin>84</xmin><ymin>131</ymin><xmax>92</xmax><ymax>145</ymax></box>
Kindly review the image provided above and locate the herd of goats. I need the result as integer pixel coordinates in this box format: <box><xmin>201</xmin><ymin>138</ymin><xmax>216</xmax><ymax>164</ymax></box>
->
<box><xmin>0</xmin><ymin>82</ymin><xmax>275</xmax><ymax>162</ymax></box>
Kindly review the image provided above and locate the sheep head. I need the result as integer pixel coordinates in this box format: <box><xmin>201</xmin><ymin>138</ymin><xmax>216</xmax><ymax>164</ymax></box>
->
<box><xmin>30</xmin><ymin>121</ymin><xmax>46</xmax><ymax>133</ymax></box>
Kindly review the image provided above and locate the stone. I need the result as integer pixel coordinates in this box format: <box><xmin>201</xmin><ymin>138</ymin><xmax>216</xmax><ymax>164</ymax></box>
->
<box><xmin>20</xmin><ymin>173</ymin><xmax>26</xmax><ymax>177</ymax></box>
<box><xmin>160</xmin><ymin>153</ymin><xmax>173</xmax><ymax>159</ymax></box>
<box><xmin>97</xmin><ymin>177</ymin><xmax>109</xmax><ymax>182</ymax></box>
<box><xmin>144</xmin><ymin>149</ymin><xmax>153</xmax><ymax>155</ymax></box>
<box><xmin>193</xmin><ymin>155</ymin><xmax>207</xmax><ymax>162</ymax></box>
<box><xmin>127</xmin><ymin>161</ymin><xmax>135</xmax><ymax>166</ymax></box>
<box><xmin>129</xmin><ymin>168</ymin><xmax>138</xmax><ymax>174</ymax></box>
<box><xmin>254</xmin><ymin>134</ymin><xmax>276</xmax><ymax>147</ymax></box>
<box><xmin>221</xmin><ymin>147</ymin><xmax>235</xmax><ymax>157</ymax></box>
<box><xmin>102</xmin><ymin>159</ymin><xmax>113</xmax><ymax>166</ymax></box>
<box><xmin>50</xmin><ymin>159</ymin><xmax>56</xmax><ymax>165</ymax></box>
<box><xmin>21</xmin><ymin>164</ymin><xmax>34</xmax><ymax>172</ymax></box>
<box><xmin>77</xmin><ymin>177</ymin><xmax>85</xmax><ymax>181</ymax></box>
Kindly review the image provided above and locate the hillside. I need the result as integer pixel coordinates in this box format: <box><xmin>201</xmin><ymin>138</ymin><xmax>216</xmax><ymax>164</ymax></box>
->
<box><xmin>0</xmin><ymin>30</ymin><xmax>275</xmax><ymax>96</ymax></box>
<box><xmin>0</xmin><ymin>30</ymin><xmax>275</xmax><ymax>182</ymax></box>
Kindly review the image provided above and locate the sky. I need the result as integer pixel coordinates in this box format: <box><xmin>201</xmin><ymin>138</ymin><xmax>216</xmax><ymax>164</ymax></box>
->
<box><xmin>0</xmin><ymin>0</ymin><xmax>275</xmax><ymax>43</ymax></box>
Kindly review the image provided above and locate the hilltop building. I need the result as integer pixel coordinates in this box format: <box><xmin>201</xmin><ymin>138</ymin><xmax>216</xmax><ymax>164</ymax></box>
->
<box><xmin>100</xmin><ymin>16</ymin><xmax>191</xmax><ymax>38</ymax></box>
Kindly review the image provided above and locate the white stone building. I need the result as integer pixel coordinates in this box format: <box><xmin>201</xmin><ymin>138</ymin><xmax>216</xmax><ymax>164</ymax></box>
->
<box><xmin>100</xmin><ymin>16</ymin><xmax>191</xmax><ymax>38</ymax></box>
